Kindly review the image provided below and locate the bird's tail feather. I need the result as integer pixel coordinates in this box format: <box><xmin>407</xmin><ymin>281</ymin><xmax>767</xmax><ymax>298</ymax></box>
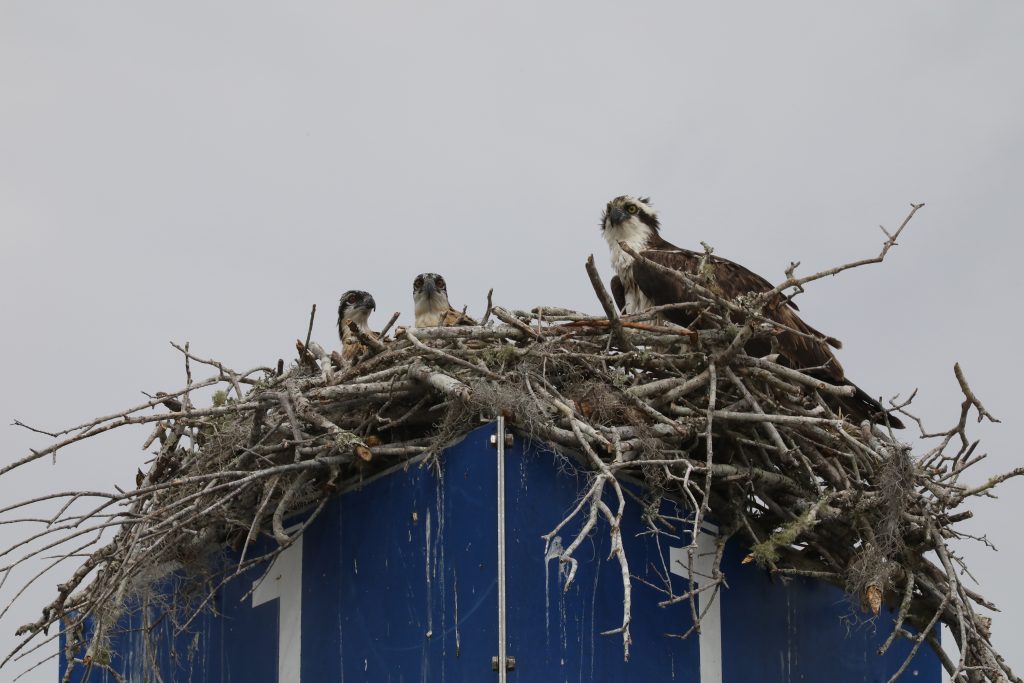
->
<box><xmin>836</xmin><ymin>378</ymin><xmax>904</xmax><ymax>429</ymax></box>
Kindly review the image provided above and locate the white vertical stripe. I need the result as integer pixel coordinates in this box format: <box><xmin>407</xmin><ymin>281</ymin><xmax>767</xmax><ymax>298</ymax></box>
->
<box><xmin>669</xmin><ymin>524</ymin><xmax>723</xmax><ymax>683</ymax></box>
<box><xmin>495</xmin><ymin>416</ymin><xmax>509</xmax><ymax>683</ymax></box>
<box><xmin>253</xmin><ymin>532</ymin><xmax>303</xmax><ymax>683</ymax></box>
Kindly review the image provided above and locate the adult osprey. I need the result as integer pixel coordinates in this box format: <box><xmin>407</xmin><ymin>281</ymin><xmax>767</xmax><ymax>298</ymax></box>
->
<box><xmin>337</xmin><ymin>290</ymin><xmax>377</xmax><ymax>363</ymax></box>
<box><xmin>412</xmin><ymin>273</ymin><xmax>476</xmax><ymax>328</ymax></box>
<box><xmin>601</xmin><ymin>195</ymin><xmax>902</xmax><ymax>428</ymax></box>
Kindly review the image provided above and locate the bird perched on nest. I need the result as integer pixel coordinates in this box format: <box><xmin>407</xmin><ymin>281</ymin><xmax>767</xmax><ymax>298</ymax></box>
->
<box><xmin>412</xmin><ymin>272</ymin><xmax>476</xmax><ymax>327</ymax></box>
<box><xmin>600</xmin><ymin>194</ymin><xmax>903</xmax><ymax>428</ymax></box>
<box><xmin>337</xmin><ymin>290</ymin><xmax>377</xmax><ymax>363</ymax></box>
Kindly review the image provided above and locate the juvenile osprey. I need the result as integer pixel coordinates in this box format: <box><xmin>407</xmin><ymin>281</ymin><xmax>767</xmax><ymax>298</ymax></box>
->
<box><xmin>412</xmin><ymin>273</ymin><xmax>476</xmax><ymax>328</ymax></box>
<box><xmin>601</xmin><ymin>195</ymin><xmax>903</xmax><ymax>428</ymax></box>
<box><xmin>337</xmin><ymin>290</ymin><xmax>377</xmax><ymax>363</ymax></box>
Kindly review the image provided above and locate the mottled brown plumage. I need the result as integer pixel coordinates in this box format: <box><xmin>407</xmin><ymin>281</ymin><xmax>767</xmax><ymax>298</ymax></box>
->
<box><xmin>615</xmin><ymin>244</ymin><xmax>844</xmax><ymax>378</ymax></box>
<box><xmin>603</xmin><ymin>195</ymin><xmax>902</xmax><ymax>428</ymax></box>
<box><xmin>437</xmin><ymin>307</ymin><xmax>476</xmax><ymax>327</ymax></box>
<box><xmin>337</xmin><ymin>290</ymin><xmax>377</xmax><ymax>365</ymax></box>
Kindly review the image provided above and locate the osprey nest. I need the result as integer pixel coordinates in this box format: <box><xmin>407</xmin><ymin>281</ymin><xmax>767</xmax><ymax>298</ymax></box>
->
<box><xmin>3</xmin><ymin>205</ymin><xmax>1021</xmax><ymax>683</ymax></box>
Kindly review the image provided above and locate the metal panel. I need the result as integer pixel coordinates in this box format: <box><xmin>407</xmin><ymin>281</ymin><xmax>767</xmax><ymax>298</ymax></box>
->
<box><xmin>60</xmin><ymin>423</ymin><xmax>940</xmax><ymax>682</ymax></box>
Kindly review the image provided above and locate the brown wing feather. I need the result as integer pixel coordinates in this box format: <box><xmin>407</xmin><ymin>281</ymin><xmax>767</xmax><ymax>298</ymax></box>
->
<box><xmin>610</xmin><ymin>275</ymin><xmax>626</xmax><ymax>312</ymax></box>
<box><xmin>632</xmin><ymin>248</ymin><xmax>844</xmax><ymax>380</ymax></box>
<box><xmin>340</xmin><ymin>335</ymin><xmax>364</xmax><ymax>363</ymax></box>
<box><xmin>441</xmin><ymin>307</ymin><xmax>478</xmax><ymax>327</ymax></box>
<box><xmin>340</xmin><ymin>328</ymin><xmax>378</xmax><ymax>363</ymax></box>
<box><xmin>631</xmin><ymin>246</ymin><xmax>903</xmax><ymax>427</ymax></box>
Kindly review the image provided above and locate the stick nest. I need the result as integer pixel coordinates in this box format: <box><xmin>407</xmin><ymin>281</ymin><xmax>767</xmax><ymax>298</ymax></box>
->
<box><xmin>3</xmin><ymin>207</ymin><xmax>1021</xmax><ymax>683</ymax></box>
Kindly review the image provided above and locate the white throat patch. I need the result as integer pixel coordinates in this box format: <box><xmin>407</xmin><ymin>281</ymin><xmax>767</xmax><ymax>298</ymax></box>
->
<box><xmin>341</xmin><ymin>309</ymin><xmax>371</xmax><ymax>340</ymax></box>
<box><xmin>414</xmin><ymin>292</ymin><xmax>451</xmax><ymax>328</ymax></box>
<box><xmin>603</xmin><ymin>218</ymin><xmax>656</xmax><ymax>314</ymax></box>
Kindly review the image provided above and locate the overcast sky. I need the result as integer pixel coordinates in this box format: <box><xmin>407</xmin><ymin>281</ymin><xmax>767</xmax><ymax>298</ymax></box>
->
<box><xmin>2</xmin><ymin>2</ymin><xmax>1023</xmax><ymax>681</ymax></box>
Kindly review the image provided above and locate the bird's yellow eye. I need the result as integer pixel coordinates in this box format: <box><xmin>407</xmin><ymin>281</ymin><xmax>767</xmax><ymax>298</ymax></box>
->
<box><xmin>415</xmin><ymin>278</ymin><xmax>424</xmax><ymax>288</ymax></box>
<box><xmin>626</xmin><ymin>204</ymin><xmax>638</xmax><ymax>215</ymax></box>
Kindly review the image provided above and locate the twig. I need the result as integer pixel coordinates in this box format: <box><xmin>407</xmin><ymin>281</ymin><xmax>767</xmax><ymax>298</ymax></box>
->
<box><xmin>491</xmin><ymin>307</ymin><xmax>542</xmax><ymax>340</ymax></box>
<box><xmin>304</xmin><ymin>304</ymin><xmax>317</xmax><ymax>351</ymax></box>
<box><xmin>481</xmin><ymin>288</ymin><xmax>495</xmax><ymax>326</ymax></box>
<box><xmin>762</xmin><ymin>203</ymin><xmax>925</xmax><ymax>301</ymax></box>
<box><xmin>954</xmin><ymin>363</ymin><xmax>1000</xmax><ymax>423</ymax></box>
<box><xmin>585</xmin><ymin>254</ymin><xmax>633</xmax><ymax>351</ymax></box>
<box><xmin>379</xmin><ymin>312</ymin><xmax>401</xmax><ymax>338</ymax></box>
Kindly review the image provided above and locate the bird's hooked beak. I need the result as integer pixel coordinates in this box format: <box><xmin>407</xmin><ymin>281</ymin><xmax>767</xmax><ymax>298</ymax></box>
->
<box><xmin>608</xmin><ymin>206</ymin><xmax>628</xmax><ymax>226</ymax></box>
<box><xmin>422</xmin><ymin>279</ymin><xmax>438</xmax><ymax>297</ymax></box>
<box><xmin>358</xmin><ymin>296</ymin><xmax>376</xmax><ymax>311</ymax></box>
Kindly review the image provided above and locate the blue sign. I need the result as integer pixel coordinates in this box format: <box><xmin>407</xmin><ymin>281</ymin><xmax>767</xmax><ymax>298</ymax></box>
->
<box><xmin>60</xmin><ymin>423</ymin><xmax>939</xmax><ymax>681</ymax></box>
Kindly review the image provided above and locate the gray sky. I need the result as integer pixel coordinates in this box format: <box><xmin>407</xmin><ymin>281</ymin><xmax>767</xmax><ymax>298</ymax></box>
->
<box><xmin>2</xmin><ymin>1</ymin><xmax>1023</xmax><ymax>680</ymax></box>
